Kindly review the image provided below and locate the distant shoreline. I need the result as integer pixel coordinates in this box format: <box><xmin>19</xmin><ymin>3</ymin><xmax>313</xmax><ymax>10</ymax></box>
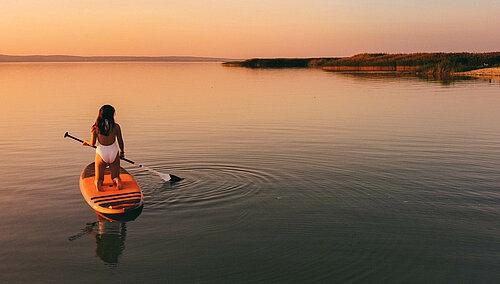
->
<box><xmin>223</xmin><ymin>52</ymin><xmax>500</xmax><ymax>75</ymax></box>
<box><xmin>0</xmin><ymin>54</ymin><xmax>236</xmax><ymax>63</ymax></box>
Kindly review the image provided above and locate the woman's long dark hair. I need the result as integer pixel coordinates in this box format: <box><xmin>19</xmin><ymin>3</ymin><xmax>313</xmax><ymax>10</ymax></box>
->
<box><xmin>92</xmin><ymin>105</ymin><xmax>115</xmax><ymax>136</ymax></box>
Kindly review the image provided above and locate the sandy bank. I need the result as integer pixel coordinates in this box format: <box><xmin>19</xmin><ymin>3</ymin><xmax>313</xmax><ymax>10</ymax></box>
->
<box><xmin>454</xmin><ymin>67</ymin><xmax>500</xmax><ymax>79</ymax></box>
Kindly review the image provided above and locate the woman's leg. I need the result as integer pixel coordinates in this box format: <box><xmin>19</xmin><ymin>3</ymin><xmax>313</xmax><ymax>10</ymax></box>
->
<box><xmin>95</xmin><ymin>153</ymin><xmax>106</xmax><ymax>191</ymax></box>
<box><xmin>110</xmin><ymin>153</ymin><xmax>122</xmax><ymax>189</ymax></box>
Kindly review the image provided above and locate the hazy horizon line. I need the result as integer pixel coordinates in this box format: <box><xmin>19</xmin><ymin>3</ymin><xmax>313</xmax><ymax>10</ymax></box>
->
<box><xmin>0</xmin><ymin>54</ymin><xmax>241</xmax><ymax>63</ymax></box>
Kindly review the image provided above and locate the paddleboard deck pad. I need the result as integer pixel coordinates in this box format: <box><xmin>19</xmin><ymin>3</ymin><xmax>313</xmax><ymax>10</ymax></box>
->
<box><xmin>79</xmin><ymin>163</ymin><xmax>144</xmax><ymax>214</ymax></box>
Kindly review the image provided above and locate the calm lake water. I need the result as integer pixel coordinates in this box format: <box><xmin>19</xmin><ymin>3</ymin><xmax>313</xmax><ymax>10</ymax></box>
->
<box><xmin>0</xmin><ymin>63</ymin><xmax>499</xmax><ymax>283</ymax></box>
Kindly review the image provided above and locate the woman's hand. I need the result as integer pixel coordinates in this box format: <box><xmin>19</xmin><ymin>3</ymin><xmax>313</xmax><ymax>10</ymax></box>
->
<box><xmin>82</xmin><ymin>140</ymin><xmax>91</xmax><ymax>146</ymax></box>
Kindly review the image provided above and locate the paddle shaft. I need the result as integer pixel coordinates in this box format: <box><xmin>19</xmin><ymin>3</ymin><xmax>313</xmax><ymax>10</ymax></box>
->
<box><xmin>64</xmin><ymin>132</ymin><xmax>137</xmax><ymax>165</ymax></box>
<box><xmin>64</xmin><ymin>131</ymin><xmax>181</xmax><ymax>182</ymax></box>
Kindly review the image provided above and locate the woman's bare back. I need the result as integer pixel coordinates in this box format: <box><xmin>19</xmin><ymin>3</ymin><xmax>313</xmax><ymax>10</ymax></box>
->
<box><xmin>97</xmin><ymin>124</ymin><xmax>117</xmax><ymax>145</ymax></box>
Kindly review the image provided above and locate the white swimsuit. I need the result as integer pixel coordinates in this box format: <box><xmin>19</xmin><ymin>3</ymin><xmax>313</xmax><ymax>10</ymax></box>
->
<box><xmin>96</xmin><ymin>139</ymin><xmax>119</xmax><ymax>163</ymax></box>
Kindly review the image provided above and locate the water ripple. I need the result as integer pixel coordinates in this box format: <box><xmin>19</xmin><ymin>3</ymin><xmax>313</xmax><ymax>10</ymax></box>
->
<box><xmin>139</xmin><ymin>163</ymin><xmax>277</xmax><ymax>211</ymax></box>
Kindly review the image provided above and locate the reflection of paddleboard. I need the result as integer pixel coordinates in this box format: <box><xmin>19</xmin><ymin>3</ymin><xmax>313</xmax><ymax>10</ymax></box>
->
<box><xmin>79</xmin><ymin>163</ymin><xmax>143</xmax><ymax>214</ymax></box>
<box><xmin>97</xmin><ymin>205</ymin><xmax>143</xmax><ymax>222</ymax></box>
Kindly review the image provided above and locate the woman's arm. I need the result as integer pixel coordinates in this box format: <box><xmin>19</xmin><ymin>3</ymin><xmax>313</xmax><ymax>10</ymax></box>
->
<box><xmin>116</xmin><ymin>124</ymin><xmax>125</xmax><ymax>157</ymax></box>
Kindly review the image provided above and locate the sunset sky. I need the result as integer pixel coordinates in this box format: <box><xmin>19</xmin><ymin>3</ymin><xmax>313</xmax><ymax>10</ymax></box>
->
<box><xmin>1</xmin><ymin>0</ymin><xmax>499</xmax><ymax>58</ymax></box>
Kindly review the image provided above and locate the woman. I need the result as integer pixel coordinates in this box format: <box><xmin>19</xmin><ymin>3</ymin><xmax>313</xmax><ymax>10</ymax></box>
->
<box><xmin>83</xmin><ymin>105</ymin><xmax>125</xmax><ymax>191</ymax></box>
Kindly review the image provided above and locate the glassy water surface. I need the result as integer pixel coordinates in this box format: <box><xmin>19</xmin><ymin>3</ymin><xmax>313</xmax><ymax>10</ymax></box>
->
<box><xmin>0</xmin><ymin>63</ymin><xmax>499</xmax><ymax>283</ymax></box>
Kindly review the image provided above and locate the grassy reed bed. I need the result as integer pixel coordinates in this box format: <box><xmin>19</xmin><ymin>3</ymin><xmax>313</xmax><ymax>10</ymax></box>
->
<box><xmin>224</xmin><ymin>52</ymin><xmax>500</xmax><ymax>74</ymax></box>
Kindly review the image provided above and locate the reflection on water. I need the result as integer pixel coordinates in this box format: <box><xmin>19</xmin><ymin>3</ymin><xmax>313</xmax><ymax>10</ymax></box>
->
<box><xmin>328</xmin><ymin>70</ymin><xmax>477</xmax><ymax>85</ymax></box>
<box><xmin>94</xmin><ymin>217</ymin><xmax>126</xmax><ymax>266</ymax></box>
<box><xmin>68</xmin><ymin>219</ymin><xmax>126</xmax><ymax>266</ymax></box>
<box><xmin>1</xmin><ymin>63</ymin><xmax>499</xmax><ymax>283</ymax></box>
<box><xmin>68</xmin><ymin>207</ymin><xmax>142</xmax><ymax>266</ymax></box>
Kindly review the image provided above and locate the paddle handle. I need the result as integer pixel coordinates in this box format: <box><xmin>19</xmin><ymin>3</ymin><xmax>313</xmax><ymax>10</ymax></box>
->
<box><xmin>64</xmin><ymin>132</ymin><xmax>96</xmax><ymax>148</ymax></box>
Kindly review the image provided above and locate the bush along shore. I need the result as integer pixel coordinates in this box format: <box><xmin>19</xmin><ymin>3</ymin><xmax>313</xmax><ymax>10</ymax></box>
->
<box><xmin>223</xmin><ymin>52</ymin><xmax>500</xmax><ymax>74</ymax></box>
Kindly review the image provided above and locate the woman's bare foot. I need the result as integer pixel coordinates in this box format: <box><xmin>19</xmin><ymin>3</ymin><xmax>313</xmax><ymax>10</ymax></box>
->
<box><xmin>113</xmin><ymin>177</ymin><xmax>122</xmax><ymax>190</ymax></box>
<box><xmin>94</xmin><ymin>179</ymin><xmax>104</xmax><ymax>192</ymax></box>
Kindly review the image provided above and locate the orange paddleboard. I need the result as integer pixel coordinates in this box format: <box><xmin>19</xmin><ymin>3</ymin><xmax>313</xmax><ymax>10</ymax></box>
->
<box><xmin>79</xmin><ymin>163</ymin><xmax>144</xmax><ymax>214</ymax></box>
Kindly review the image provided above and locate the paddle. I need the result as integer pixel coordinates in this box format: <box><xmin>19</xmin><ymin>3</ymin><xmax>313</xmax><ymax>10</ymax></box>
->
<box><xmin>64</xmin><ymin>132</ymin><xmax>182</xmax><ymax>182</ymax></box>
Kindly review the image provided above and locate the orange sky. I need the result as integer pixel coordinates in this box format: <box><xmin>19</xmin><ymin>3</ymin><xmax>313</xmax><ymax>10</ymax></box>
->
<box><xmin>1</xmin><ymin>0</ymin><xmax>499</xmax><ymax>58</ymax></box>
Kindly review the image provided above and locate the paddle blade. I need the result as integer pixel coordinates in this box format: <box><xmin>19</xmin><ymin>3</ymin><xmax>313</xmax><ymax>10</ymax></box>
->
<box><xmin>158</xmin><ymin>172</ymin><xmax>173</xmax><ymax>182</ymax></box>
<box><xmin>168</xmin><ymin>174</ymin><xmax>183</xmax><ymax>183</ymax></box>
